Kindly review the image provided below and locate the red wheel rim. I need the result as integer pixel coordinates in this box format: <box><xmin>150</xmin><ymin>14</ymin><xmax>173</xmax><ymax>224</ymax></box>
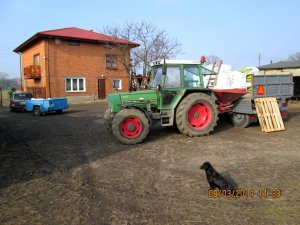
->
<box><xmin>188</xmin><ymin>102</ymin><xmax>212</xmax><ymax>130</ymax></box>
<box><xmin>121</xmin><ymin>116</ymin><xmax>142</xmax><ymax>138</ymax></box>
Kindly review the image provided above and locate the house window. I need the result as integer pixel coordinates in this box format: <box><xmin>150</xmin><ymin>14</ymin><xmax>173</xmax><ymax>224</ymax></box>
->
<box><xmin>66</xmin><ymin>78</ymin><xmax>85</xmax><ymax>92</ymax></box>
<box><xmin>113</xmin><ymin>79</ymin><xmax>122</xmax><ymax>90</ymax></box>
<box><xmin>68</xmin><ymin>40</ymin><xmax>80</xmax><ymax>46</ymax></box>
<box><xmin>106</xmin><ymin>55</ymin><xmax>117</xmax><ymax>69</ymax></box>
<box><xmin>33</xmin><ymin>54</ymin><xmax>40</xmax><ymax>66</ymax></box>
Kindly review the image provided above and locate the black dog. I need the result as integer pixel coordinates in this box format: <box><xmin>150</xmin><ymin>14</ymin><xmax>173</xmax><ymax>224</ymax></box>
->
<box><xmin>200</xmin><ymin>162</ymin><xmax>238</xmax><ymax>191</ymax></box>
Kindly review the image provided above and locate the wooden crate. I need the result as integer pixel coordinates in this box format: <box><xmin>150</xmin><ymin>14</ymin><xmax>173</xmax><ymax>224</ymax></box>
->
<box><xmin>254</xmin><ymin>97</ymin><xmax>285</xmax><ymax>132</ymax></box>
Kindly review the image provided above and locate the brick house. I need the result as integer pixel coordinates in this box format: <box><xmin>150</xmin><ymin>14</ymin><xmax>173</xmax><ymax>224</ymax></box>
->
<box><xmin>13</xmin><ymin>27</ymin><xmax>139</xmax><ymax>101</ymax></box>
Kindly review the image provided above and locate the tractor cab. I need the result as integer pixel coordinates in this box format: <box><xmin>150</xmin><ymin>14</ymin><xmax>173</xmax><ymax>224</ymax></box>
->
<box><xmin>149</xmin><ymin>59</ymin><xmax>205</xmax><ymax>90</ymax></box>
<box><xmin>149</xmin><ymin>59</ymin><xmax>212</xmax><ymax>110</ymax></box>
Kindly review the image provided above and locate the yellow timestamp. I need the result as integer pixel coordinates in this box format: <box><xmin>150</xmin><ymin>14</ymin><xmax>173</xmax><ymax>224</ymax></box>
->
<box><xmin>208</xmin><ymin>188</ymin><xmax>282</xmax><ymax>199</ymax></box>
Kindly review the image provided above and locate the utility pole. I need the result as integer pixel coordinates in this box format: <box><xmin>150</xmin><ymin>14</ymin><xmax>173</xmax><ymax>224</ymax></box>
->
<box><xmin>258</xmin><ymin>53</ymin><xmax>261</xmax><ymax>66</ymax></box>
<box><xmin>0</xmin><ymin>87</ymin><xmax>2</xmax><ymax>107</ymax></box>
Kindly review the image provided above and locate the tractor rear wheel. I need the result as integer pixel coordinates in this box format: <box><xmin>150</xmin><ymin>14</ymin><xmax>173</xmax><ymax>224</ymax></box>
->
<box><xmin>176</xmin><ymin>93</ymin><xmax>218</xmax><ymax>137</ymax></box>
<box><xmin>230</xmin><ymin>113</ymin><xmax>251</xmax><ymax>128</ymax></box>
<box><xmin>112</xmin><ymin>109</ymin><xmax>149</xmax><ymax>145</ymax></box>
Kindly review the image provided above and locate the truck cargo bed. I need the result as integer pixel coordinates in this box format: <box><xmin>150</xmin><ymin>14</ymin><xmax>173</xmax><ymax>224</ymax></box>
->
<box><xmin>25</xmin><ymin>98</ymin><xmax>68</xmax><ymax>116</ymax></box>
<box><xmin>250</xmin><ymin>75</ymin><xmax>294</xmax><ymax>99</ymax></box>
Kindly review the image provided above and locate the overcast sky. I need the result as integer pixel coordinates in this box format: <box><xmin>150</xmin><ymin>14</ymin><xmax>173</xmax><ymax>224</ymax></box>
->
<box><xmin>1</xmin><ymin>0</ymin><xmax>300</xmax><ymax>78</ymax></box>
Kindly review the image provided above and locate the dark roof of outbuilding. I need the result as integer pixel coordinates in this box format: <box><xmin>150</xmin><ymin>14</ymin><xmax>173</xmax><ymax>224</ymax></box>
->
<box><xmin>14</xmin><ymin>27</ymin><xmax>140</xmax><ymax>52</ymax></box>
<box><xmin>258</xmin><ymin>61</ymin><xmax>300</xmax><ymax>70</ymax></box>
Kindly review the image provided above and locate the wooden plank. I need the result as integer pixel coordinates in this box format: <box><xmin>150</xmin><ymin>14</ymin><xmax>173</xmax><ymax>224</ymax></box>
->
<box><xmin>271</xmin><ymin>99</ymin><xmax>280</xmax><ymax>129</ymax></box>
<box><xmin>261</xmin><ymin>98</ymin><xmax>272</xmax><ymax>132</ymax></box>
<box><xmin>257</xmin><ymin>101</ymin><xmax>267</xmax><ymax>132</ymax></box>
<box><xmin>255</xmin><ymin>98</ymin><xmax>266</xmax><ymax>132</ymax></box>
<box><xmin>268</xmin><ymin>98</ymin><xmax>280</xmax><ymax>130</ymax></box>
<box><xmin>263</xmin><ymin>98</ymin><xmax>272</xmax><ymax>132</ymax></box>
<box><xmin>254</xmin><ymin>97</ymin><xmax>285</xmax><ymax>133</ymax></box>
<box><xmin>265</xmin><ymin>98</ymin><xmax>277</xmax><ymax>131</ymax></box>
<box><xmin>271</xmin><ymin>98</ymin><xmax>285</xmax><ymax>130</ymax></box>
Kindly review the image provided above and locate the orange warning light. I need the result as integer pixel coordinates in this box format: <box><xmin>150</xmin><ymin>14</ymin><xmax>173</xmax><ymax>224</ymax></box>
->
<box><xmin>200</xmin><ymin>56</ymin><xmax>206</xmax><ymax>63</ymax></box>
<box><xmin>257</xmin><ymin>85</ymin><xmax>265</xmax><ymax>95</ymax></box>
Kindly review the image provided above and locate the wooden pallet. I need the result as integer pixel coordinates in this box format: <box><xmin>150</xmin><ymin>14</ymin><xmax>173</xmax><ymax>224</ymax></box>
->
<box><xmin>254</xmin><ymin>97</ymin><xmax>285</xmax><ymax>132</ymax></box>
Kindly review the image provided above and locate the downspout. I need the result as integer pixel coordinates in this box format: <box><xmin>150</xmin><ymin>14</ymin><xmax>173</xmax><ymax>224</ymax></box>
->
<box><xmin>47</xmin><ymin>37</ymin><xmax>51</xmax><ymax>98</ymax></box>
<box><xmin>18</xmin><ymin>52</ymin><xmax>23</xmax><ymax>90</ymax></box>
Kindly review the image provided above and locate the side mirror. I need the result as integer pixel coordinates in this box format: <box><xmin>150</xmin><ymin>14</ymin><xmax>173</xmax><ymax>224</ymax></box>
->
<box><xmin>162</xmin><ymin>59</ymin><xmax>167</xmax><ymax>75</ymax></box>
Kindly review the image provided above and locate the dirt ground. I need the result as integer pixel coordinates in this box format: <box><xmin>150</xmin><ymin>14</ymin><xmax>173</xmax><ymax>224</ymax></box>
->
<box><xmin>0</xmin><ymin>102</ymin><xmax>300</xmax><ymax>225</ymax></box>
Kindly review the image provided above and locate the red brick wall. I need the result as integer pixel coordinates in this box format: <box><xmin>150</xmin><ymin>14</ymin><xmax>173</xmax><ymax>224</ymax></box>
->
<box><xmin>21</xmin><ymin>38</ymin><xmax>131</xmax><ymax>100</ymax></box>
<box><xmin>47</xmin><ymin>39</ymin><xmax>130</xmax><ymax>99</ymax></box>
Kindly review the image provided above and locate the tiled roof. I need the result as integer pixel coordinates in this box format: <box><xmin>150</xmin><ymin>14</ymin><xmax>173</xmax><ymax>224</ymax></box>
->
<box><xmin>258</xmin><ymin>61</ymin><xmax>300</xmax><ymax>70</ymax></box>
<box><xmin>14</xmin><ymin>27</ymin><xmax>139</xmax><ymax>52</ymax></box>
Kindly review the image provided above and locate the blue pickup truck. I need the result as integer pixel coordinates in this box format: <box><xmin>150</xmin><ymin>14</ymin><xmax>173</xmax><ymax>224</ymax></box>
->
<box><xmin>25</xmin><ymin>98</ymin><xmax>68</xmax><ymax>116</ymax></box>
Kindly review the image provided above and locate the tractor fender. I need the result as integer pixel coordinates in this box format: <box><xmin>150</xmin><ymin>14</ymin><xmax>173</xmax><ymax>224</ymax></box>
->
<box><xmin>174</xmin><ymin>89</ymin><xmax>217</xmax><ymax>113</ymax></box>
<box><xmin>183</xmin><ymin>89</ymin><xmax>216</xmax><ymax>99</ymax></box>
<box><xmin>120</xmin><ymin>104</ymin><xmax>152</xmax><ymax>126</ymax></box>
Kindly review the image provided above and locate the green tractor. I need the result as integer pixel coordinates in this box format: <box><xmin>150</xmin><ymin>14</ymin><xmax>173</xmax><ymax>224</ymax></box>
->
<box><xmin>104</xmin><ymin>57</ymin><xmax>223</xmax><ymax>144</ymax></box>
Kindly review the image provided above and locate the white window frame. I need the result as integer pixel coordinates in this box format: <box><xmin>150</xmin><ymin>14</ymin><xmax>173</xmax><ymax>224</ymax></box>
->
<box><xmin>113</xmin><ymin>79</ymin><xmax>122</xmax><ymax>90</ymax></box>
<box><xmin>65</xmin><ymin>77</ymin><xmax>86</xmax><ymax>92</ymax></box>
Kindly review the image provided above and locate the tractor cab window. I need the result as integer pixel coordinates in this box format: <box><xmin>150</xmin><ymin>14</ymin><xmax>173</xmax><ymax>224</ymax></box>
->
<box><xmin>150</xmin><ymin>66</ymin><xmax>163</xmax><ymax>88</ymax></box>
<box><xmin>183</xmin><ymin>66</ymin><xmax>201</xmax><ymax>88</ymax></box>
<box><xmin>164</xmin><ymin>66</ymin><xmax>181</xmax><ymax>88</ymax></box>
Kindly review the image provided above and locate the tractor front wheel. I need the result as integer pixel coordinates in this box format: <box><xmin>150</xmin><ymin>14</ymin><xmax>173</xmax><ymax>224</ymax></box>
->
<box><xmin>176</xmin><ymin>93</ymin><xmax>218</xmax><ymax>137</ymax></box>
<box><xmin>112</xmin><ymin>109</ymin><xmax>149</xmax><ymax>145</ymax></box>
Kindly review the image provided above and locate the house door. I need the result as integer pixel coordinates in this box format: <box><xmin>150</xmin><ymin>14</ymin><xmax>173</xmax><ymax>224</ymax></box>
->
<box><xmin>98</xmin><ymin>79</ymin><xmax>106</xmax><ymax>99</ymax></box>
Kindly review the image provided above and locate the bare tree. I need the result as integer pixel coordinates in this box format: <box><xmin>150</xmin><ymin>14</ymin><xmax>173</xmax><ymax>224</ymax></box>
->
<box><xmin>205</xmin><ymin>55</ymin><xmax>222</xmax><ymax>65</ymax></box>
<box><xmin>287</xmin><ymin>52</ymin><xmax>300</xmax><ymax>62</ymax></box>
<box><xmin>99</xmin><ymin>23</ymin><xmax>136</xmax><ymax>79</ymax></box>
<box><xmin>103</xmin><ymin>21</ymin><xmax>182</xmax><ymax>75</ymax></box>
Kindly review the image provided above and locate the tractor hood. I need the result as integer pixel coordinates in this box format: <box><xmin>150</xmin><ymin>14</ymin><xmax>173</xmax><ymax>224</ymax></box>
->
<box><xmin>108</xmin><ymin>90</ymin><xmax>158</xmax><ymax>113</ymax></box>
